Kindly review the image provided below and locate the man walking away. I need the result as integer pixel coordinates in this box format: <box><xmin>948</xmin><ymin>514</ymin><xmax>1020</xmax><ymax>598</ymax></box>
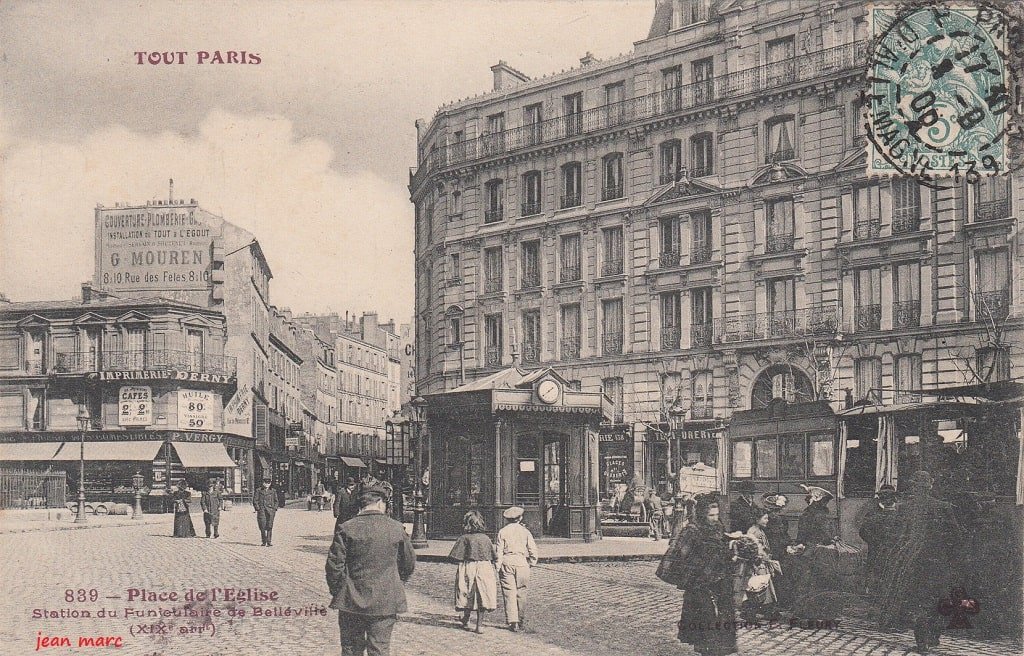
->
<box><xmin>496</xmin><ymin>506</ymin><xmax>538</xmax><ymax>632</ymax></box>
<box><xmin>253</xmin><ymin>478</ymin><xmax>280</xmax><ymax>547</ymax></box>
<box><xmin>200</xmin><ymin>479</ymin><xmax>223</xmax><ymax>538</ymax></box>
<box><xmin>315</xmin><ymin>480</ymin><xmax>327</xmax><ymax>512</ymax></box>
<box><xmin>334</xmin><ymin>477</ymin><xmax>358</xmax><ymax>523</ymax></box>
<box><xmin>646</xmin><ymin>489</ymin><xmax>665</xmax><ymax>540</ymax></box>
<box><xmin>326</xmin><ymin>485</ymin><xmax>416</xmax><ymax>656</ymax></box>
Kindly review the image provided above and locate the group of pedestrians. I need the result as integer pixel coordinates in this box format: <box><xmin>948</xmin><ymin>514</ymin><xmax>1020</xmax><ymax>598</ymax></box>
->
<box><xmin>170</xmin><ymin>478</ymin><xmax>226</xmax><ymax>539</ymax></box>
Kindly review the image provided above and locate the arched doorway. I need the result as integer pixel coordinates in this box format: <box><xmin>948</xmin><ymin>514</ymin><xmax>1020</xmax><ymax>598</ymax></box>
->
<box><xmin>750</xmin><ymin>364</ymin><xmax>814</xmax><ymax>409</ymax></box>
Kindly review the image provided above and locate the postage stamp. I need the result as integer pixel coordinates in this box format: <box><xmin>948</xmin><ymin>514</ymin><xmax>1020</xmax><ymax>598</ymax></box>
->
<box><xmin>866</xmin><ymin>3</ymin><xmax>1012</xmax><ymax>180</ymax></box>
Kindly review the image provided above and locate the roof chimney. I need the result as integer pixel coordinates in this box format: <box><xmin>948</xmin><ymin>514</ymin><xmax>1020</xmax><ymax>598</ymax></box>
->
<box><xmin>580</xmin><ymin>52</ymin><xmax>597</xmax><ymax>66</ymax></box>
<box><xmin>169</xmin><ymin>178</ymin><xmax>174</xmax><ymax>203</ymax></box>
<box><xmin>490</xmin><ymin>60</ymin><xmax>530</xmax><ymax>91</ymax></box>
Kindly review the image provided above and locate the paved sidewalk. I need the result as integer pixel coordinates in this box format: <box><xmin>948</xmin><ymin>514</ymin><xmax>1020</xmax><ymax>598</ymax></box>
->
<box><xmin>414</xmin><ymin>536</ymin><xmax>669</xmax><ymax>562</ymax></box>
<box><xmin>0</xmin><ymin>508</ymin><xmax>167</xmax><ymax>534</ymax></box>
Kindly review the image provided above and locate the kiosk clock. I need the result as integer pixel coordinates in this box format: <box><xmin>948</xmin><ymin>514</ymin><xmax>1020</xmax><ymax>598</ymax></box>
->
<box><xmin>537</xmin><ymin>380</ymin><xmax>560</xmax><ymax>404</ymax></box>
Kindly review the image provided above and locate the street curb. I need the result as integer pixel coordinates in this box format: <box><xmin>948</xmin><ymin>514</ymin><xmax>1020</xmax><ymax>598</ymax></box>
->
<box><xmin>0</xmin><ymin>519</ymin><xmax>163</xmax><ymax>534</ymax></box>
<box><xmin>414</xmin><ymin>553</ymin><xmax>662</xmax><ymax>564</ymax></box>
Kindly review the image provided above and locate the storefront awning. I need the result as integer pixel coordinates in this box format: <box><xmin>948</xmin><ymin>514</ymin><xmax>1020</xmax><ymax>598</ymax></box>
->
<box><xmin>0</xmin><ymin>442</ymin><xmax>65</xmax><ymax>461</ymax></box>
<box><xmin>340</xmin><ymin>456</ymin><xmax>367</xmax><ymax>468</ymax></box>
<box><xmin>171</xmin><ymin>442</ymin><xmax>237</xmax><ymax>468</ymax></box>
<box><xmin>257</xmin><ymin>454</ymin><xmax>271</xmax><ymax>472</ymax></box>
<box><xmin>50</xmin><ymin>441</ymin><xmax>164</xmax><ymax>462</ymax></box>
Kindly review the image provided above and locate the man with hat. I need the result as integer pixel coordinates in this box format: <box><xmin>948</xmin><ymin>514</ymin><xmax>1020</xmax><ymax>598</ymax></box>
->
<box><xmin>252</xmin><ymin>477</ymin><xmax>279</xmax><ymax>547</ymax></box>
<box><xmin>326</xmin><ymin>484</ymin><xmax>415</xmax><ymax>656</ymax></box>
<box><xmin>333</xmin><ymin>477</ymin><xmax>358</xmax><ymax>525</ymax></box>
<box><xmin>858</xmin><ymin>484</ymin><xmax>899</xmax><ymax>597</ymax></box>
<box><xmin>200</xmin><ymin>478</ymin><xmax>224</xmax><ymax>539</ymax></box>
<box><xmin>495</xmin><ymin>506</ymin><xmax>538</xmax><ymax>632</ymax></box>
<box><xmin>877</xmin><ymin>470</ymin><xmax>962</xmax><ymax>654</ymax></box>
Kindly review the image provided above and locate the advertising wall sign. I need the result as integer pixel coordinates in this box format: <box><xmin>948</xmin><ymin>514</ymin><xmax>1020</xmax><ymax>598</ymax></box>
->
<box><xmin>118</xmin><ymin>386</ymin><xmax>152</xmax><ymax>426</ymax></box>
<box><xmin>224</xmin><ymin>385</ymin><xmax>253</xmax><ymax>438</ymax></box>
<box><xmin>178</xmin><ymin>390</ymin><xmax>215</xmax><ymax>432</ymax></box>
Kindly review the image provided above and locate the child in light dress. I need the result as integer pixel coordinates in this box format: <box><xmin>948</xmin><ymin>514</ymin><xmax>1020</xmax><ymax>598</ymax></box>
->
<box><xmin>447</xmin><ymin>510</ymin><xmax>498</xmax><ymax>633</ymax></box>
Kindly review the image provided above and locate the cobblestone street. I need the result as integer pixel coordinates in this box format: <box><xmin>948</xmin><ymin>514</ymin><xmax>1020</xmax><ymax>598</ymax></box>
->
<box><xmin>0</xmin><ymin>508</ymin><xmax>1019</xmax><ymax>656</ymax></box>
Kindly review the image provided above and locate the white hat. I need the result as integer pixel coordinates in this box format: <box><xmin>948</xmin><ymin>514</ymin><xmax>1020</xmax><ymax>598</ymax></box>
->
<box><xmin>502</xmin><ymin>506</ymin><xmax>524</xmax><ymax>520</ymax></box>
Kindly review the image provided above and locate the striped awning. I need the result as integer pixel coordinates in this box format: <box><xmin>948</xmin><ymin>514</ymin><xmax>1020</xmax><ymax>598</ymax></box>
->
<box><xmin>0</xmin><ymin>442</ymin><xmax>65</xmax><ymax>461</ymax></box>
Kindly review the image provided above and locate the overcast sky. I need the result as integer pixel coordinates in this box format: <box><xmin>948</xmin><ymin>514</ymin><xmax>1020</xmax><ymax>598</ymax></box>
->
<box><xmin>0</xmin><ymin>0</ymin><xmax>651</xmax><ymax>322</ymax></box>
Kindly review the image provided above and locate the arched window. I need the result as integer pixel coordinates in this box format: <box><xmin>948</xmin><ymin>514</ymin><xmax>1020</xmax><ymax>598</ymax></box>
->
<box><xmin>750</xmin><ymin>364</ymin><xmax>814</xmax><ymax>409</ymax></box>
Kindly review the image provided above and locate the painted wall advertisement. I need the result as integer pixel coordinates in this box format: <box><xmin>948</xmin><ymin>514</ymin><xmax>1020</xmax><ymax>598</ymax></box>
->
<box><xmin>118</xmin><ymin>386</ymin><xmax>152</xmax><ymax>426</ymax></box>
<box><xmin>94</xmin><ymin>204</ymin><xmax>217</xmax><ymax>293</ymax></box>
<box><xmin>224</xmin><ymin>385</ymin><xmax>253</xmax><ymax>438</ymax></box>
<box><xmin>178</xmin><ymin>389</ymin><xmax>215</xmax><ymax>432</ymax></box>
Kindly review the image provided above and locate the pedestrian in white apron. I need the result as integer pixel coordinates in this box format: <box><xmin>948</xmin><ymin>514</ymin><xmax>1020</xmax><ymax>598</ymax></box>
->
<box><xmin>495</xmin><ymin>506</ymin><xmax>538</xmax><ymax>632</ymax></box>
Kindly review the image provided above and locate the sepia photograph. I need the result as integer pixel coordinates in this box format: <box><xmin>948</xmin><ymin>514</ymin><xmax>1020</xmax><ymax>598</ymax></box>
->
<box><xmin>0</xmin><ymin>1</ymin><xmax>1022</xmax><ymax>655</ymax></box>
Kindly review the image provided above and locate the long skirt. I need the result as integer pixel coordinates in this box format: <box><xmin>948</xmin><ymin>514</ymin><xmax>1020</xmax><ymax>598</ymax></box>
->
<box><xmin>454</xmin><ymin>561</ymin><xmax>498</xmax><ymax>611</ymax></box>
<box><xmin>173</xmin><ymin>510</ymin><xmax>196</xmax><ymax>538</ymax></box>
<box><xmin>678</xmin><ymin>577</ymin><xmax>738</xmax><ymax>656</ymax></box>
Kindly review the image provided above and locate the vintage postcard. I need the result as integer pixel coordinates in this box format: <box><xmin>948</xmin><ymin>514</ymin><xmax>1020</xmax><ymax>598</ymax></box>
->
<box><xmin>1</xmin><ymin>1</ymin><xmax>1022</xmax><ymax>655</ymax></box>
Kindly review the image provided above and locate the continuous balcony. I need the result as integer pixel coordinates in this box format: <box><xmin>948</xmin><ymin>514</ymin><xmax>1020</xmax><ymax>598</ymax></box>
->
<box><xmin>893</xmin><ymin>300</ymin><xmax>921</xmax><ymax>329</ymax></box>
<box><xmin>714</xmin><ymin>303</ymin><xmax>840</xmax><ymax>343</ymax></box>
<box><xmin>854</xmin><ymin>304</ymin><xmax>882</xmax><ymax>332</ymax></box>
<box><xmin>977</xmin><ymin>289</ymin><xmax>1010</xmax><ymax>321</ymax></box>
<box><xmin>661</xmin><ymin>326</ymin><xmax>681</xmax><ymax>351</ymax></box>
<box><xmin>51</xmin><ymin>349</ymin><xmax>237</xmax><ymax>378</ymax></box>
<box><xmin>602</xmin><ymin>332</ymin><xmax>623</xmax><ymax>356</ymax></box>
<box><xmin>560</xmin><ymin>336</ymin><xmax>581</xmax><ymax>360</ymax></box>
<box><xmin>412</xmin><ymin>42</ymin><xmax>868</xmax><ymax>180</ymax></box>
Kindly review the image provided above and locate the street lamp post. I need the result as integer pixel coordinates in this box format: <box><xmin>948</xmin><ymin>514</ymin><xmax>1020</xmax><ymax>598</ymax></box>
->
<box><xmin>410</xmin><ymin>396</ymin><xmax>428</xmax><ymax>548</ymax></box>
<box><xmin>131</xmin><ymin>472</ymin><xmax>144</xmax><ymax>519</ymax></box>
<box><xmin>74</xmin><ymin>405</ymin><xmax>90</xmax><ymax>523</ymax></box>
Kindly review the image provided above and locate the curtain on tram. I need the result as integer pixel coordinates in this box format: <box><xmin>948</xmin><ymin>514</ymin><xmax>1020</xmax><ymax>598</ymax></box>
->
<box><xmin>836</xmin><ymin>421</ymin><xmax>848</xmax><ymax>498</ymax></box>
<box><xmin>875</xmin><ymin>415</ymin><xmax>897</xmax><ymax>491</ymax></box>
<box><xmin>1016</xmin><ymin>407</ymin><xmax>1023</xmax><ymax>505</ymax></box>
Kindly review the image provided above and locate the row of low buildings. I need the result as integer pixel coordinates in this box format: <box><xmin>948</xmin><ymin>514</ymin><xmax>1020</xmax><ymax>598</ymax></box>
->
<box><xmin>0</xmin><ymin>194</ymin><xmax>413</xmax><ymax>510</ymax></box>
<box><xmin>409</xmin><ymin>0</ymin><xmax>1023</xmax><ymax>541</ymax></box>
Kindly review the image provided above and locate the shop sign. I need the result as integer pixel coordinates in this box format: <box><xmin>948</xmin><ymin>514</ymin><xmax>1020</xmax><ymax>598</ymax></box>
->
<box><xmin>224</xmin><ymin>385</ymin><xmax>253</xmax><ymax>438</ymax></box>
<box><xmin>89</xmin><ymin>370</ymin><xmax>233</xmax><ymax>384</ymax></box>
<box><xmin>285</xmin><ymin>436</ymin><xmax>299</xmax><ymax>447</ymax></box>
<box><xmin>118</xmin><ymin>386</ymin><xmax>152</xmax><ymax>426</ymax></box>
<box><xmin>676</xmin><ymin>429</ymin><xmax>719</xmax><ymax>441</ymax></box>
<box><xmin>0</xmin><ymin>430</ymin><xmax>253</xmax><ymax>450</ymax></box>
<box><xmin>178</xmin><ymin>390</ymin><xmax>215</xmax><ymax>431</ymax></box>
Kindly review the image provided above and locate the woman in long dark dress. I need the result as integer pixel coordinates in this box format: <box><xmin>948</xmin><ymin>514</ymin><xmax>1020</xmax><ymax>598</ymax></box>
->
<box><xmin>171</xmin><ymin>483</ymin><xmax>197</xmax><ymax>538</ymax></box>
<box><xmin>657</xmin><ymin>493</ymin><xmax>739</xmax><ymax>656</ymax></box>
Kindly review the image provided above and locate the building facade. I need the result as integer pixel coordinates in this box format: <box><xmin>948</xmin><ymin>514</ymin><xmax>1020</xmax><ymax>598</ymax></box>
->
<box><xmin>0</xmin><ymin>289</ymin><xmax>244</xmax><ymax>509</ymax></box>
<box><xmin>410</xmin><ymin>0</ymin><xmax>1022</xmax><ymax>504</ymax></box>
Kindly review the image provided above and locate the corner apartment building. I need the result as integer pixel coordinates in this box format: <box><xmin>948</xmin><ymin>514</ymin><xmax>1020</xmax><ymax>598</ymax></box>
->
<box><xmin>0</xmin><ymin>288</ymin><xmax>241</xmax><ymax>509</ymax></box>
<box><xmin>410</xmin><ymin>0</ymin><xmax>1022</xmax><ymax>498</ymax></box>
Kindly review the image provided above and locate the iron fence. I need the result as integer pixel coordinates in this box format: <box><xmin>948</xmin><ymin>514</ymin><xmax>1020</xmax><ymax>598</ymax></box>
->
<box><xmin>713</xmin><ymin>303</ymin><xmax>840</xmax><ymax>343</ymax></box>
<box><xmin>52</xmin><ymin>349</ymin><xmax>236</xmax><ymax>377</ymax></box>
<box><xmin>0</xmin><ymin>468</ymin><xmax>66</xmax><ymax>509</ymax></box>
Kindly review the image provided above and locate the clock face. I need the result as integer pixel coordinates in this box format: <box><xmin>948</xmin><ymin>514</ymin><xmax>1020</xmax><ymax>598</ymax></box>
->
<box><xmin>537</xmin><ymin>380</ymin><xmax>560</xmax><ymax>404</ymax></box>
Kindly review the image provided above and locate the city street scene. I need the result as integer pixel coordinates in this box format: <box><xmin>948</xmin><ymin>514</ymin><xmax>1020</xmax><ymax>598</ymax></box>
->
<box><xmin>1</xmin><ymin>1</ymin><xmax>1022</xmax><ymax>655</ymax></box>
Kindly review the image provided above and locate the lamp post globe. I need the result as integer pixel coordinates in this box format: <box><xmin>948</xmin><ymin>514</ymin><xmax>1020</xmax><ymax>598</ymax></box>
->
<box><xmin>410</xmin><ymin>396</ymin><xmax>428</xmax><ymax>548</ymax></box>
<box><xmin>74</xmin><ymin>405</ymin><xmax>90</xmax><ymax>523</ymax></box>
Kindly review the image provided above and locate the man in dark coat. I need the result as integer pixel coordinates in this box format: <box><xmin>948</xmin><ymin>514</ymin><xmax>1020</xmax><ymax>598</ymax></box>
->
<box><xmin>858</xmin><ymin>484</ymin><xmax>899</xmax><ymax>597</ymax></box>
<box><xmin>761</xmin><ymin>494</ymin><xmax>792</xmax><ymax>607</ymax></box>
<box><xmin>333</xmin><ymin>477</ymin><xmax>357</xmax><ymax>523</ymax></box>
<box><xmin>253</xmin><ymin>478</ymin><xmax>279</xmax><ymax>547</ymax></box>
<box><xmin>200</xmin><ymin>479</ymin><xmax>223</xmax><ymax>538</ymax></box>
<box><xmin>326</xmin><ymin>485</ymin><xmax>416</xmax><ymax>656</ymax></box>
<box><xmin>878</xmin><ymin>471</ymin><xmax>962</xmax><ymax>654</ymax></box>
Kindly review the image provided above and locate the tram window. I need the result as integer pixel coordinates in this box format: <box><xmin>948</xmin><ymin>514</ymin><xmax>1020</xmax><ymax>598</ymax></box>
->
<box><xmin>754</xmin><ymin>438</ymin><xmax>777</xmax><ymax>479</ymax></box>
<box><xmin>809</xmin><ymin>434</ymin><xmax>834</xmax><ymax>476</ymax></box>
<box><xmin>732</xmin><ymin>441</ymin><xmax>752</xmax><ymax>477</ymax></box>
<box><xmin>779</xmin><ymin>435</ymin><xmax>805</xmax><ymax>478</ymax></box>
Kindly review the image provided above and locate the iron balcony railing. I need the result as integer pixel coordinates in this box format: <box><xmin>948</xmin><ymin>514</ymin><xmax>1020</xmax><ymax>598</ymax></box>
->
<box><xmin>691</xmin><ymin>322</ymin><xmax>714</xmax><ymax>347</ymax></box>
<box><xmin>895</xmin><ymin>391</ymin><xmax>923</xmax><ymax>403</ymax></box>
<box><xmin>521</xmin><ymin>344</ymin><xmax>540</xmax><ymax>364</ymax></box>
<box><xmin>23</xmin><ymin>361</ymin><xmax>45</xmax><ymax>375</ymax></box>
<box><xmin>521</xmin><ymin>272</ymin><xmax>541</xmax><ymax>289</ymax></box>
<box><xmin>690</xmin><ymin>165</ymin><xmax>713</xmax><ymax>178</ymax></box>
<box><xmin>713</xmin><ymin>303</ymin><xmax>840</xmax><ymax>343</ymax></box>
<box><xmin>602</xmin><ymin>258</ymin><xmax>624</xmax><ymax>276</ymax></box>
<box><xmin>691</xmin><ymin>243</ymin><xmax>713</xmax><ymax>264</ymax></box>
<box><xmin>766</xmin><ymin>148</ymin><xmax>796</xmax><ymax>164</ymax></box>
<box><xmin>446</xmin><ymin>276</ymin><xmax>462</xmax><ymax>287</ymax></box>
<box><xmin>52</xmin><ymin>349</ymin><xmax>237</xmax><ymax>377</ymax></box>
<box><xmin>892</xmin><ymin>208</ymin><xmax>921</xmax><ymax>234</ymax></box>
<box><xmin>659</xmin><ymin>171</ymin><xmax>681</xmax><ymax>185</ymax></box>
<box><xmin>854</xmin><ymin>220</ymin><xmax>881</xmax><ymax>240</ymax></box>
<box><xmin>602</xmin><ymin>332</ymin><xmax>623</xmax><ymax>355</ymax></box>
<box><xmin>560</xmin><ymin>193</ymin><xmax>582</xmax><ymax>209</ymax></box>
<box><xmin>661</xmin><ymin>326</ymin><xmax>681</xmax><ymax>350</ymax></box>
<box><xmin>484</xmin><ymin>278</ymin><xmax>503</xmax><ymax>293</ymax></box>
<box><xmin>484</xmin><ymin>206</ymin><xmax>504</xmax><ymax>223</ymax></box>
<box><xmin>560</xmin><ymin>265</ymin><xmax>581</xmax><ymax>283</ymax></box>
<box><xmin>766</xmin><ymin>232</ymin><xmax>795</xmax><ymax>253</ymax></box>
<box><xmin>976</xmin><ymin>199</ymin><xmax>1010</xmax><ymax>222</ymax></box>
<box><xmin>484</xmin><ymin>346</ymin><xmax>502</xmax><ymax>367</ymax></box>
<box><xmin>660</xmin><ymin>250</ymin><xmax>681</xmax><ymax>268</ymax></box>
<box><xmin>521</xmin><ymin>201</ymin><xmax>542</xmax><ymax>216</ymax></box>
<box><xmin>414</xmin><ymin>42</ymin><xmax>869</xmax><ymax>176</ymax></box>
<box><xmin>893</xmin><ymin>299</ymin><xmax>921</xmax><ymax>329</ymax></box>
<box><xmin>691</xmin><ymin>404</ymin><xmax>714</xmax><ymax>420</ymax></box>
<box><xmin>602</xmin><ymin>184</ymin><xmax>624</xmax><ymax>201</ymax></box>
<box><xmin>977</xmin><ymin>289</ymin><xmax>1010</xmax><ymax>321</ymax></box>
<box><xmin>561</xmin><ymin>336</ymin><xmax>581</xmax><ymax>360</ymax></box>
<box><xmin>855</xmin><ymin>304</ymin><xmax>882</xmax><ymax>332</ymax></box>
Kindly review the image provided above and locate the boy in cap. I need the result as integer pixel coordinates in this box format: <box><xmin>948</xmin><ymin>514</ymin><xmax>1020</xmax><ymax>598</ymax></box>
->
<box><xmin>495</xmin><ymin>506</ymin><xmax>538</xmax><ymax>632</ymax></box>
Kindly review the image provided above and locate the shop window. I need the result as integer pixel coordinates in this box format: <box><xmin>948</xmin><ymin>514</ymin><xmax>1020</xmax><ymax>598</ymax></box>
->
<box><xmin>754</xmin><ymin>438</ymin><xmax>777</xmax><ymax>479</ymax></box>
<box><xmin>809</xmin><ymin>434</ymin><xmax>835</xmax><ymax>476</ymax></box>
<box><xmin>732</xmin><ymin>440</ymin><xmax>752</xmax><ymax>478</ymax></box>
<box><xmin>779</xmin><ymin>434</ymin><xmax>805</xmax><ymax>478</ymax></box>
